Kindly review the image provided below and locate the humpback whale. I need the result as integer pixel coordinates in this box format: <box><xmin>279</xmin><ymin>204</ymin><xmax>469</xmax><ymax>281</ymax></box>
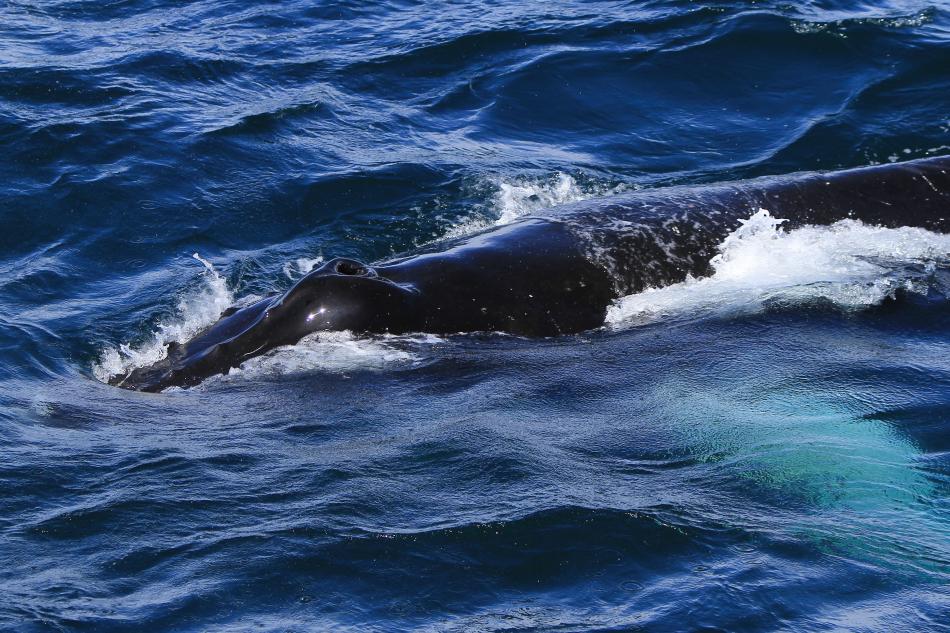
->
<box><xmin>111</xmin><ymin>156</ymin><xmax>950</xmax><ymax>391</ymax></box>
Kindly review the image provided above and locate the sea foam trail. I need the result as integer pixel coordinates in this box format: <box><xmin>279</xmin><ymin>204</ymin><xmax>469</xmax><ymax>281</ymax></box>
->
<box><xmin>607</xmin><ymin>210</ymin><xmax>950</xmax><ymax>328</ymax></box>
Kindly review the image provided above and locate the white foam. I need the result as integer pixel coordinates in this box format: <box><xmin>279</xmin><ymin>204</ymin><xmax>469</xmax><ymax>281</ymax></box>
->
<box><xmin>93</xmin><ymin>254</ymin><xmax>233</xmax><ymax>383</ymax></box>
<box><xmin>607</xmin><ymin>209</ymin><xmax>950</xmax><ymax>327</ymax></box>
<box><xmin>207</xmin><ymin>331</ymin><xmax>442</xmax><ymax>385</ymax></box>
<box><xmin>282</xmin><ymin>255</ymin><xmax>324</xmax><ymax>279</ymax></box>
<box><xmin>496</xmin><ymin>172</ymin><xmax>608</xmax><ymax>223</ymax></box>
<box><xmin>445</xmin><ymin>172</ymin><xmax>627</xmax><ymax>239</ymax></box>
<box><xmin>790</xmin><ymin>7</ymin><xmax>934</xmax><ymax>34</ymax></box>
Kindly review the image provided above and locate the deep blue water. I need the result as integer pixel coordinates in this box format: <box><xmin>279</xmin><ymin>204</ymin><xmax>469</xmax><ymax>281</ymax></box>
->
<box><xmin>2</xmin><ymin>1</ymin><xmax>950</xmax><ymax>630</ymax></box>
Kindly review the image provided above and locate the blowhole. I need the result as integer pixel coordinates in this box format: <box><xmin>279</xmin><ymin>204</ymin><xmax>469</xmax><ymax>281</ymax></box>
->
<box><xmin>335</xmin><ymin>260</ymin><xmax>367</xmax><ymax>276</ymax></box>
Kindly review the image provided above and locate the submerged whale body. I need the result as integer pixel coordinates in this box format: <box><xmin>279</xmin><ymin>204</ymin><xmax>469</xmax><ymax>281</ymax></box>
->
<box><xmin>111</xmin><ymin>156</ymin><xmax>950</xmax><ymax>391</ymax></box>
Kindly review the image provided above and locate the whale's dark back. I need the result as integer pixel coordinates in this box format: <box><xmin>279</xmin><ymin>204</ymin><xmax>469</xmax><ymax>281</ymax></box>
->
<box><xmin>751</xmin><ymin>156</ymin><xmax>950</xmax><ymax>231</ymax></box>
<box><xmin>546</xmin><ymin>156</ymin><xmax>950</xmax><ymax>295</ymax></box>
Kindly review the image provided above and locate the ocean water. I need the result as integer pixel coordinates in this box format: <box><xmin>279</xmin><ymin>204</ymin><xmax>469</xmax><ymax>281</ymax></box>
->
<box><xmin>2</xmin><ymin>1</ymin><xmax>949</xmax><ymax>630</ymax></box>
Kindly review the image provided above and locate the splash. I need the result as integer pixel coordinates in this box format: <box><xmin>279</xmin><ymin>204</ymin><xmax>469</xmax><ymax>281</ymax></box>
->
<box><xmin>493</xmin><ymin>172</ymin><xmax>622</xmax><ymax>224</ymax></box>
<box><xmin>93</xmin><ymin>254</ymin><xmax>233</xmax><ymax>383</ymax></box>
<box><xmin>444</xmin><ymin>172</ymin><xmax>627</xmax><ymax>239</ymax></box>
<box><xmin>607</xmin><ymin>209</ymin><xmax>950</xmax><ymax>327</ymax></box>
<box><xmin>282</xmin><ymin>255</ymin><xmax>325</xmax><ymax>280</ymax></box>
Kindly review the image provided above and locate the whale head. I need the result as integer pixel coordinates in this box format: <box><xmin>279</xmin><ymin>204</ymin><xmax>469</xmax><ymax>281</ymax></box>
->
<box><xmin>110</xmin><ymin>257</ymin><xmax>420</xmax><ymax>392</ymax></box>
<box><xmin>267</xmin><ymin>257</ymin><xmax>420</xmax><ymax>336</ymax></box>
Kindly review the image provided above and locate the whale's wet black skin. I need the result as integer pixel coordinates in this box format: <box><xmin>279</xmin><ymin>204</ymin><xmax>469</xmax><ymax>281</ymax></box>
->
<box><xmin>111</xmin><ymin>156</ymin><xmax>950</xmax><ymax>391</ymax></box>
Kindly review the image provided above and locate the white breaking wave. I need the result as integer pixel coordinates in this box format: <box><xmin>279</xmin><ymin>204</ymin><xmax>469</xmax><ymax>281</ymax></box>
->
<box><xmin>607</xmin><ymin>209</ymin><xmax>950</xmax><ymax>327</ymax></box>
<box><xmin>444</xmin><ymin>172</ymin><xmax>627</xmax><ymax>239</ymax></box>
<box><xmin>93</xmin><ymin>254</ymin><xmax>234</xmax><ymax>383</ymax></box>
